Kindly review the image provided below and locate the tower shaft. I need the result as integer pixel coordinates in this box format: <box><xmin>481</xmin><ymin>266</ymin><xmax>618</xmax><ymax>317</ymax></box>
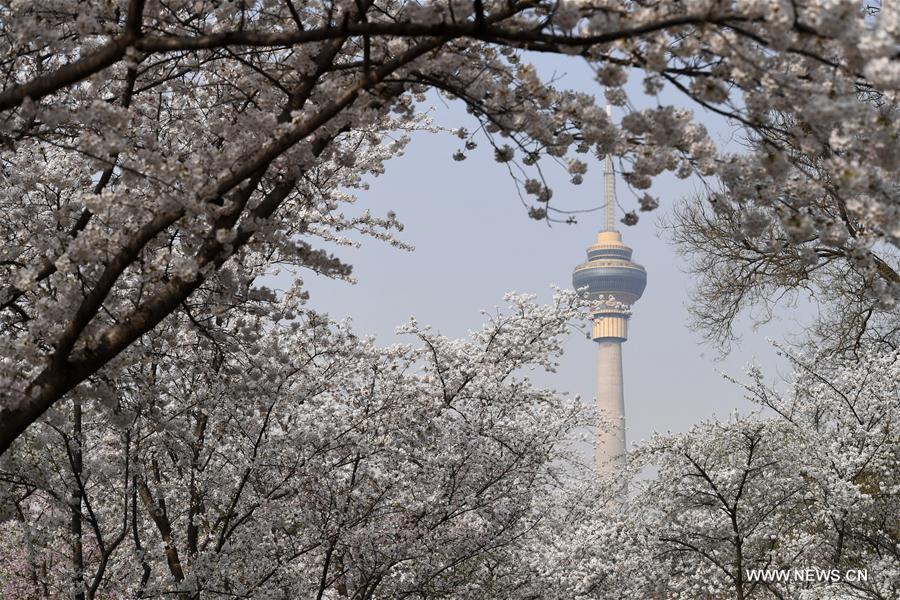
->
<box><xmin>596</xmin><ymin>339</ymin><xmax>626</xmax><ymax>472</ymax></box>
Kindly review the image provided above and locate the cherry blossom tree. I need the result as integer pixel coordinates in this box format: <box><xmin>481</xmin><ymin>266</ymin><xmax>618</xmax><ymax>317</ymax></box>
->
<box><xmin>0</xmin><ymin>3</ymin><xmax>898</xmax><ymax>595</ymax></box>
<box><xmin>1</xmin><ymin>0</ymin><xmax>899</xmax><ymax>453</ymax></box>
<box><xmin>547</xmin><ymin>345</ymin><xmax>900</xmax><ymax>600</ymax></box>
<box><xmin>0</xmin><ymin>291</ymin><xmax>587</xmax><ymax>598</ymax></box>
<box><xmin>668</xmin><ymin>190</ymin><xmax>899</xmax><ymax>355</ymax></box>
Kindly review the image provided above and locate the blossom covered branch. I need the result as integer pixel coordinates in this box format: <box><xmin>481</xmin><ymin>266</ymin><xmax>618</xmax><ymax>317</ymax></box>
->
<box><xmin>0</xmin><ymin>1</ymin><xmax>897</xmax><ymax>455</ymax></box>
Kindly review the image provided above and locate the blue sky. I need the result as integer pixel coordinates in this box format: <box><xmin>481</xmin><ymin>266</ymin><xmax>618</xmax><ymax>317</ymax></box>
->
<box><xmin>295</xmin><ymin>54</ymin><xmax>815</xmax><ymax>448</ymax></box>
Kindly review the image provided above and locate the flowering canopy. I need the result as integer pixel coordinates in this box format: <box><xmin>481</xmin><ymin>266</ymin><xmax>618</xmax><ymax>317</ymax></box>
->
<box><xmin>0</xmin><ymin>1</ymin><xmax>898</xmax><ymax>455</ymax></box>
<box><xmin>520</xmin><ymin>346</ymin><xmax>900</xmax><ymax>600</ymax></box>
<box><xmin>0</xmin><ymin>291</ymin><xmax>588</xmax><ymax>598</ymax></box>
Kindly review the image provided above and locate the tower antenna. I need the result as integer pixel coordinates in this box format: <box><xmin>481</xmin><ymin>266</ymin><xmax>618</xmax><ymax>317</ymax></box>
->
<box><xmin>603</xmin><ymin>104</ymin><xmax>617</xmax><ymax>232</ymax></box>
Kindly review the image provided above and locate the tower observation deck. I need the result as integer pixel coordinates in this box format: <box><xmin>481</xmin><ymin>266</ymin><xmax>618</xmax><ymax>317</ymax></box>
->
<box><xmin>572</xmin><ymin>134</ymin><xmax>647</xmax><ymax>474</ymax></box>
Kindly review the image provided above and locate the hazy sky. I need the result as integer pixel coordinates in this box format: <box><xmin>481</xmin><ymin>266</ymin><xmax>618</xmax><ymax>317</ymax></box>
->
<box><xmin>296</xmin><ymin>55</ymin><xmax>815</xmax><ymax>448</ymax></box>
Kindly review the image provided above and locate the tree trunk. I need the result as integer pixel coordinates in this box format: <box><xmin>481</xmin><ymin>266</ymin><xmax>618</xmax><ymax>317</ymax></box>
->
<box><xmin>71</xmin><ymin>399</ymin><xmax>85</xmax><ymax>600</ymax></box>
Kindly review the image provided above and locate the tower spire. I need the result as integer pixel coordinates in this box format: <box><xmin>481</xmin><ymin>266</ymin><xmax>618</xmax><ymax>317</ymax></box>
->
<box><xmin>603</xmin><ymin>104</ymin><xmax>617</xmax><ymax>232</ymax></box>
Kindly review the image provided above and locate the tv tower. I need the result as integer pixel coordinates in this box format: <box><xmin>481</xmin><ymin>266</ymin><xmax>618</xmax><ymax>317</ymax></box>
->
<box><xmin>572</xmin><ymin>128</ymin><xmax>647</xmax><ymax>474</ymax></box>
